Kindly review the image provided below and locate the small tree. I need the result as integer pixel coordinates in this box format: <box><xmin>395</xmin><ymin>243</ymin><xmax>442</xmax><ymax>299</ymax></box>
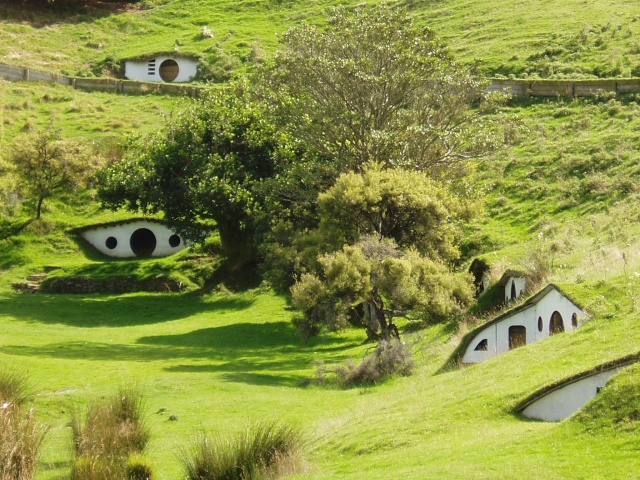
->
<box><xmin>292</xmin><ymin>237</ymin><xmax>474</xmax><ymax>342</ymax></box>
<box><xmin>8</xmin><ymin>127</ymin><xmax>101</xmax><ymax>219</ymax></box>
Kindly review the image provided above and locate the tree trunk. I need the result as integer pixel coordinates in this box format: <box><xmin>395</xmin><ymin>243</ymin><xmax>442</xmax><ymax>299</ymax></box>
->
<box><xmin>216</xmin><ymin>218</ymin><xmax>257</xmax><ymax>266</ymax></box>
<box><xmin>361</xmin><ymin>297</ymin><xmax>400</xmax><ymax>341</ymax></box>
<box><xmin>35</xmin><ymin>196</ymin><xmax>44</xmax><ymax>220</ymax></box>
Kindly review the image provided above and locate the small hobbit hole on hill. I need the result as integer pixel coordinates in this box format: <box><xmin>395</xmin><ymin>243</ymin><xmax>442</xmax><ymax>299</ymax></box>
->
<box><xmin>76</xmin><ymin>220</ymin><xmax>188</xmax><ymax>258</ymax></box>
<box><xmin>460</xmin><ymin>284</ymin><xmax>587</xmax><ymax>364</ymax></box>
<box><xmin>124</xmin><ymin>56</ymin><xmax>198</xmax><ymax>83</ymax></box>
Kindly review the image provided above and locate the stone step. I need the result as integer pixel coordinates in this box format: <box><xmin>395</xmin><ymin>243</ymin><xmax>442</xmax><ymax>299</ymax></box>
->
<box><xmin>26</xmin><ymin>273</ymin><xmax>47</xmax><ymax>283</ymax></box>
<box><xmin>11</xmin><ymin>282</ymin><xmax>40</xmax><ymax>293</ymax></box>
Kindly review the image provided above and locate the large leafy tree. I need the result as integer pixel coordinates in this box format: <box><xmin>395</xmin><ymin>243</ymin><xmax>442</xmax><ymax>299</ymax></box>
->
<box><xmin>262</xmin><ymin>3</ymin><xmax>501</xmax><ymax>177</ymax></box>
<box><xmin>97</xmin><ymin>87</ymin><xmax>291</xmax><ymax>264</ymax></box>
<box><xmin>8</xmin><ymin>127</ymin><xmax>100</xmax><ymax>219</ymax></box>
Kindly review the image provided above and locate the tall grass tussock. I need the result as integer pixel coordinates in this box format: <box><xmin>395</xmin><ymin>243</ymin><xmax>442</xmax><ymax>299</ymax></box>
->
<box><xmin>181</xmin><ymin>421</ymin><xmax>305</xmax><ymax>480</ymax></box>
<box><xmin>70</xmin><ymin>386</ymin><xmax>151</xmax><ymax>480</ymax></box>
<box><xmin>0</xmin><ymin>368</ymin><xmax>47</xmax><ymax>480</ymax></box>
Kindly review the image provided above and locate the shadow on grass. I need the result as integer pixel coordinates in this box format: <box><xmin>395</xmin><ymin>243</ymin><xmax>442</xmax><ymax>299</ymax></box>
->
<box><xmin>0</xmin><ymin>292</ymin><xmax>254</xmax><ymax>327</ymax></box>
<box><xmin>0</xmin><ymin>321</ymin><xmax>362</xmax><ymax>387</ymax></box>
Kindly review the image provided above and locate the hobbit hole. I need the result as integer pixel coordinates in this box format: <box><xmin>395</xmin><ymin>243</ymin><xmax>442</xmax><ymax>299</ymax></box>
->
<box><xmin>77</xmin><ymin>220</ymin><xmax>187</xmax><ymax>258</ymax></box>
<box><xmin>159</xmin><ymin>59</ymin><xmax>179</xmax><ymax>82</ymax></box>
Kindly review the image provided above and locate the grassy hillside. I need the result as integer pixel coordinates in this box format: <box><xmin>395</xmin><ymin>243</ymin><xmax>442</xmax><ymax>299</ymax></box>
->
<box><xmin>2</xmin><ymin>1</ymin><xmax>640</xmax><ymax>479</ymax></box>
<box><xmin>2</xmin><ymin>0</ymin><xmax>640</xmax><ymax>79</ymax></box>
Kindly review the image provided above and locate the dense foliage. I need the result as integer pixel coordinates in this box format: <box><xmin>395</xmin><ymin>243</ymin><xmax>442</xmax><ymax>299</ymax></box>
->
<box><xmin>98</xmin><ymin>86</ymin><xmax>292</xmax><ymax>264</ymax></box>
<box><xmin>262</xmin><ymin>4</ymin><xmax>502</xmax><ymax>178</ymax></box>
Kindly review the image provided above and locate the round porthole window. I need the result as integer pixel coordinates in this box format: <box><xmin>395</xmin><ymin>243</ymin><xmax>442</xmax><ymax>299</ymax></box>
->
<box><xmin>169</xmin><ymin>234</ymin><xmax>181</xmax><ymax>248</ymax></box>
<box><xmin>105</xmin><ymin>236</ymin><xmax>118</xmax><ymax>250</ymax></box>
<box><xmin>537</xmin><ymin>316</ymin><xmax>543</xmax><ymax>332</ymax></box>
<box><xmin>130</xmin><ymin>228</ymin><xmax>157</xmax><ymax>257</ymax></box>
<box><xmin>159</xmin><ymin>59</ymin><xmax>179</xmax><ymax>82</ymax></box>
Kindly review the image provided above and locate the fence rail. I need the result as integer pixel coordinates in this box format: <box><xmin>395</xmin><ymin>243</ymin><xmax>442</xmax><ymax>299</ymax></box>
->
<box><xmin>0</xmin><ymin>63</ymin><xmax>202</xmax><ymax>97</ymax></box>
<box><xmin>4</xmin><ymin>62</ymin><xmax>640</xmax><ymax>99</ymax></box>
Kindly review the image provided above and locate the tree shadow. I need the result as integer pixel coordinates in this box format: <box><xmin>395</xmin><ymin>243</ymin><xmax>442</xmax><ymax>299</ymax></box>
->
<box><xmin>0</xmin><ymin>292</ymin><xmax>254</xmax><ymax>327</ymax></box>
<box><xmin>0</xmin><ymin>1</ymin><xmax>138</xmax><ymax>28</ymax></box>
<box><xmin>0</xmin><ymin>322</ymin><xmax>362</xmax><ymax>387</ymax></box>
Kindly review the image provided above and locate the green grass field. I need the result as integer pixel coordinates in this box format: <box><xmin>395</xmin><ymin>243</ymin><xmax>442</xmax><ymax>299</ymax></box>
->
<box><xmin>2</xmin><ymin>0</ymin><xmax>640</xmax><ymax>478</ymax></box>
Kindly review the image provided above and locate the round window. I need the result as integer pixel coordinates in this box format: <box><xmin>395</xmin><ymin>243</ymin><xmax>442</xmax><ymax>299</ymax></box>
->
<box><xmin>159</xmin><ymin>59</ymin><xmax>179</xmax><ymax>82</ymax></box>
<box><xmin>130</xmin><ymin>228</ymin><xmax>157</xmax><ymax>257</ymax></box>
<box><xmin>105</xmin><ymin>236</ymin><xmax>118</xmax><ymax>250</ymax></box>
<box><xmin>169</xmin><ymin>234</ymin><xmax>181</xmax><ymax>248</ymax></box>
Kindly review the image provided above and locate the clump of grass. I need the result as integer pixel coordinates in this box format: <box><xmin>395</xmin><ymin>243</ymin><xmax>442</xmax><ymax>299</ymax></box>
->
<box><xmin>0</xmin><ymin>367</ymin><xmax>47</xmax><ymax>480</ymax></box>
<box><xmin>335</xmin><ymin>339</ymin><xmax>415</xmax><ymax>387</ymax></box>
<box><xmin>181</xmin><ymin>421</ymin><xmax>305</xmax><ymax>480</ymax></box>
<box><xmin>0</xmin><ymin>367</ymin><xmax>30</xmax><ymax>407</ymax></box>
<box><xmin>125</xmin><ymin>454</ymin><xmax>155</xmax><ymax>480</ymax></box>
<box><xmin>70</xmin><ymin>386</ymin><xmax>150</xmax><ymax>480</ymax></box>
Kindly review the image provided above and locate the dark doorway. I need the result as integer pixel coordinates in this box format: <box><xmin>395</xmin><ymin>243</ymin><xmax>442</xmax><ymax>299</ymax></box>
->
<box><xmin>509</xmin><ymin>326</ymin><xmax>527</xmax><ymax>350</ymax></box>
<box><xmin>549</xmin><ymin>311</ymin><xmax>565</xmax><ymax>335</ymax></box>
<box><xmin>130</xmin><ymin>228</ymin><xmax>156</xmax><ymax>257</ymax></box>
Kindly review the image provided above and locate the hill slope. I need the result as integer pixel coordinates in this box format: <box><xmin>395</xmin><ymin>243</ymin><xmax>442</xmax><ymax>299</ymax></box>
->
<box><xmin>1</xmin><ymin>1</ymin><xmax>640</xmax><ymax>479</ymax></box>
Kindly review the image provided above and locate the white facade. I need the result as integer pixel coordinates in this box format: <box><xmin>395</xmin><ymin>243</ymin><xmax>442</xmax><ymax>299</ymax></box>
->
<box><xmin>504</xmin><ymin>275</ymin><xmax>527</xmax><ymax>302</ymax></box>
<box><xmin>462</xmin><ymin>286</ymin><xmax>587</xmax><ymax>364</ymax></box>
<box><xmin>124</xmin><ymin>56</ymin><xmax>198</xmax><ymax>83</ymax></box>
<box><xmin>521</xmin><ymin>366</ymin><xmax>627</xmax><ymax>421</ymax></box>
<box><xmin>80</xmin><ymin>221</ymin><xmax>187</xmax><ymax>258</ymax></box>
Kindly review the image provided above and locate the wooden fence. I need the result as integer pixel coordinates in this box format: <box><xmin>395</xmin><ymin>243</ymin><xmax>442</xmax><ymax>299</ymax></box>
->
<box><xmin>3</xmin><ymin>62</ymin><xmax>640</xmax><ymax>99</ymax></box>
<box><xmin>0</xmin><ymin>63</ymin><xmax>202</xmax><ymax>98</ymax></box>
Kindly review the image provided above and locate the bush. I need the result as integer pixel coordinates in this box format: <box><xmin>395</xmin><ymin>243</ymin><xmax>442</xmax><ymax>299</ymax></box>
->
<box><xmin>181</xmin><ymin>421</ymin><xmax>305</xmax><ymax>480</ymax></box>
<box><xmin>336</xmin><ymin>339</ymin><xmax>415</xmax><ymax>387</ymax></box>
<box><xmin>71</xmin><ymin>386</ymin><xmax>150</xmax><ymax>479</ymax></box>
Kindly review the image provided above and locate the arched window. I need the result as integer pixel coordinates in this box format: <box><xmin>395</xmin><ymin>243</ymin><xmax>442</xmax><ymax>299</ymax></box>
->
<box><xmin>571</xmin><ymin>313</ymin><xmax>579</xmax><ymax>328</ymax></box>
<box><xmin>537</xmin><ymin>316</ymin><xmax>543</xmax><ymax>332</ymax></box>
<box><xmin>474</xmin><ymin>339</ymin><xmax>488</xmax><ymax>351</ymax></box>
<box><xmin>509</xmin><ymin>326</ymin><xmax>527</xmax><ymax>350</ymax></box>
<box><xmin>549</xmin><ymin>311</ymin><xmax>564</xmax><ymax>335</ymax></box>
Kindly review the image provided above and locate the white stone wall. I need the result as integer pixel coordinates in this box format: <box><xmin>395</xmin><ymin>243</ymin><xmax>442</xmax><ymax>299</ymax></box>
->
<box><xmin>521</xmin><ymin>367</ymin><xmax>626</xmax><ymax>421</ymax></box>
<box><xmin>124</xmin><ymin>57</ymin><xmax>198</xmax><ymax>83</ymax></box>
<box><xmin>80</xmin><ymin>221</ymin><xmax>187</xmax><ymax>258</ymax></box>
<box><xmin>462</xmin><ymin>287</ymin><xmax>587</xmax><ymax>364</ymax></box>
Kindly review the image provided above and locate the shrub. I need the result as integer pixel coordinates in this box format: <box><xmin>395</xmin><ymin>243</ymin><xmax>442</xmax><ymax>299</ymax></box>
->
<box><xmin>181</xmin><ymin>421</ymin><xmax>305</xmax><ymax>480</ymax></box>
<box><xmin>336</xmin><ymin>339</ymin><xmax>415</xmax><ymax>387</ymax></box>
